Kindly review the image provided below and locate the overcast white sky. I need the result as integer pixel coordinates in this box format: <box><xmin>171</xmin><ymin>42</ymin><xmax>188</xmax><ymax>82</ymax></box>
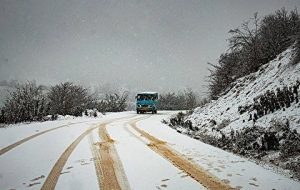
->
<box><xmin>0</xmin><ymin>0</ymin><xmax>299</xmax><ymax>94</ymax></box>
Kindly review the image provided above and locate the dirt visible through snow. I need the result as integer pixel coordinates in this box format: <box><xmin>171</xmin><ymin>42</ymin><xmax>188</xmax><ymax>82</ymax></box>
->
<box><xmin>129</xmin><ymin>119</ymin><xmax>234</xmax><ymax>190</ymax></box>
<box><xmin>89</xmin><ymin>124</ymin><xmax>131</xmax><ymax>190</ymax></box>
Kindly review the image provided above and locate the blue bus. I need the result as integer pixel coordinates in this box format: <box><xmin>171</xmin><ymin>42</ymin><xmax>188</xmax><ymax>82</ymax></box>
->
<box><xmin>136</xmin><ymin>92</ymin><xmax>158</xmax><ymax>114</ymax></box>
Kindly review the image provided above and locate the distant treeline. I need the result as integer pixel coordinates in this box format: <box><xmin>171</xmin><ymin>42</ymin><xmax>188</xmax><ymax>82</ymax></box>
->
<box><xmin>208</xmin><ymin>8</ymin><xmax>300</xmax><ymax>100</ymax></box>
<box><xmin>0</xmin><ymin>79</ymin><xmax>19</xmax><ymax>87</ymax></box>
<box><xmin>0</xmin><ymin>81</ymin><xmax>128</xmax><ymax>124</ymax></box>
<box><xmin>159</xmin><ymin>89</ymin><xmax>208</xmax><ymax>111</ymax></box>
<box><xmin>0</xmin><ymin>81</ymin><xmax>206</xmax><ymax>124</ymax></box>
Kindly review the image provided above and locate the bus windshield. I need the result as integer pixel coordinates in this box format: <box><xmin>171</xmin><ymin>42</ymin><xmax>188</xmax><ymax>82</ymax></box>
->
<box><xmin>136</xmin><ymin>94</ymin><xmax>158</xmax><ymax>101</ymax></box>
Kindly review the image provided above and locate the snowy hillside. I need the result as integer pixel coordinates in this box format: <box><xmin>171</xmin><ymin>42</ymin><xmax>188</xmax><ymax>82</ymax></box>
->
<box><xmin>187</xmin><ymin>47</ymin><xmax>299</xmax><ymax>136</ymax></box>
<box><xmin>169</xmin><ymin>47</ymin><xmax>300</xmax><ymax>180</ymax></box>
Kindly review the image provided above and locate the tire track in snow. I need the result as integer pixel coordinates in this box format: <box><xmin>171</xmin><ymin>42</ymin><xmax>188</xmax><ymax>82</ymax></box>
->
<box><xmin>128</xmin><ymin>118</ymin><xmax>235</xmax><ymax>190</ymax></box>
<box><xmin>88</xmin><ymin>133</ymin><xmax>102</xmax><ymax>190</ymax></box>
<box><xmin>0</xmin><ymin>115</ymin><xmax>137</xmax><ymax>156</ymax></box>
<box><xmin>40</xmin><ymin>115</ymin><xmax>136</xmax><ymax>190</ymax></box>
<box><xmin>89</xmin><ymin>115</ymin><xmax>149</xmax><ymax>190</ymax></box>
<box><xmin>40</xmin><ymin>125</ymin><xmax>97</xmax><ymax>190</ymax></box>
<box><xmin>94</xmin><ymin>126</ymin><xmax>130</xmax><ymax>190</ymax></box>
<box><xmin>0</xmin><ymin>120</ymin><xmax>99</xmax><ymax>156</ymax></box>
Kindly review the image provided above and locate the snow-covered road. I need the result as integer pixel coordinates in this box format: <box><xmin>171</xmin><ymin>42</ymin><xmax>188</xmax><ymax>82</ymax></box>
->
<box><xmin>0</xmin><ymin>111</ymin><xmax>299</xmax><ymax>190</ymax></box>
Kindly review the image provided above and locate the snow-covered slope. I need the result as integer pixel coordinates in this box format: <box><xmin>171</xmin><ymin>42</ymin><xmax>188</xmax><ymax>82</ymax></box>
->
<box><xmin>187</xmin><ymin>47</ymin><xmax>300</xmax><ymax>137</ymax></box>
<box><xmin>171</xmin><ymin>47</ymin><xmax>300</xmax><ymax>180</ymax></box>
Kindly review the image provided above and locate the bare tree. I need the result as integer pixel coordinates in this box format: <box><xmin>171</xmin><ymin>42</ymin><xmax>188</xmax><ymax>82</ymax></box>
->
<box><xmin>260</xmin><ymin>8</ymin><xmax>300</xmax><ymax>64</ymax></box>
<box><xmin>184</xmin><ymin>88</ymin><xmax>198</xmax><ymax>110</ymax></box>
<box><xmin>208</xmin><ymin>8</ymin><xmax>300</xmax><ymax>99</ymax></box>
<box><xmin>159</xmin><ymin>92</ymin><xmax>178</xmax><ymax>110</ymax></box>
<box><xmin>229</xmin><ymin>12</ymin><xmax>262</xmax><ymax>73</ymax></box>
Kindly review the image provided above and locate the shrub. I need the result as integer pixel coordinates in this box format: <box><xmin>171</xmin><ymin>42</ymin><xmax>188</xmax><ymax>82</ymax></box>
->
<box><xmin>159</xmin><ymin>89</ymin><xmax>198</xmax><ymax>110</ymax></box>
<box><xmin>2</xmin><ymin>82</ymin><xmax>48</xmax><ymax>123</ymax></box>
<box><xmin>96</xmin><ymin>92</ymin><xmax>128</xmax><ymax>112</ymax></box>
<box><xmin>48</xmin><ymin>82</ymin><xmax>93</xmax><ymax>116</ymax></box>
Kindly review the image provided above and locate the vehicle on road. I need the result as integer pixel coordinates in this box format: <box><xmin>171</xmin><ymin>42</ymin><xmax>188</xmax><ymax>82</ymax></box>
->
<box><xmin>136</xmin><ymin>92</ymin><xmax>158</xmax><ymax>114</ymax></box>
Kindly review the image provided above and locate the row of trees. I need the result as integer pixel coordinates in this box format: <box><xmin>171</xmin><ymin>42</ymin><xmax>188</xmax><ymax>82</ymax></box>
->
<box><xmin>0</xmin><ymin>82</ymin><xmax>128</xmax><ymax>124</ymax></box>
<box><xmin>208</xmin><ymin>8</ymin><xmax>300</xmax><ymax>99</ymax></box>
<box><xmin>0</xmin><ymin>81</ymin><xmax>205</xmax><ymax>124</ymax></box>
<box><xmin>159</xmin><ymin>89</ymin><xmax>199</xmax><ymax>110</ymax></box>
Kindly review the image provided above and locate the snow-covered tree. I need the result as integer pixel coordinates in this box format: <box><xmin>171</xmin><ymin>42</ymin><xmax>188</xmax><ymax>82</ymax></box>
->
<box><xmin>47</xmin><ymin>82</ymin><xmax>93</xmax><ymax>116</ymax></box>
<box><xmin>159</xmin><ymin>89</ymin><xmax>199</xmax><ymax>110</ymax></box>
<box><xmin>2</xmin><ymin>81</ymin><xmax>48</xmax><ymax>123</ymax></box>
<box><xmin>97</xmin><ymin>92</ymin><xmax>128</xmax><ymax>112</ymax></box>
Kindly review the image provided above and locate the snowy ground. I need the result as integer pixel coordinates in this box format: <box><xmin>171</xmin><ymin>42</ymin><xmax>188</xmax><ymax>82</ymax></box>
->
<box><xmin>138</xmin><ymin>113</ymin><xmax>300</xmax><ymax>190</ymax></box>
<box><xmin>0</xmin><ymin>111</ymin><xmax>299</xmax><ymax>190</ymax></box>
